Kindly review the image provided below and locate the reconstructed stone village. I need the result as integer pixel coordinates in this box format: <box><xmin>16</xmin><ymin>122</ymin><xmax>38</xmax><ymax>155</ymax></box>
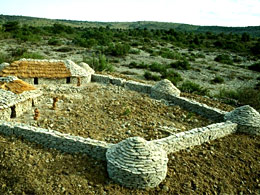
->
<box><xmin>0</xmin><ymin>58</ymin><xmax>259</xmax><ymax>192</ymax></box>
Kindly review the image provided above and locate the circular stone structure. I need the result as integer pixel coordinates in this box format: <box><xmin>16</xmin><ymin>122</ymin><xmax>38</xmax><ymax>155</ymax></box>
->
<box><xmin>151</xmin><ymin>79</ymin><xmax>181</xmax><ymax>100</ymax></box>
<box><xmin>106</xmin><ymin>137</ymin><xmax>168</xmax><ymax>189</ymax></box>
<box><xmin>225</xmin><ymin>105</ymin><xmax>260</xmax><ymax>135</ymax></box>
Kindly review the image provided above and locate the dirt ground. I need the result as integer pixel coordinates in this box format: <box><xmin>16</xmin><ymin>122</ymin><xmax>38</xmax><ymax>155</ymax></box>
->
<box><xmin>0</xmin><ymin>82</ymin><xmax>259</xmax><ymax>194</ymax></box>
<box><xmin>13</xmin><ymin>83</ymin><xmax>213</xmax><ymax>143</ymax></box>
<box><xmin>0</xmin><ymin>133</ymin><xmax>259</xmax><ymax>195</ymax></box>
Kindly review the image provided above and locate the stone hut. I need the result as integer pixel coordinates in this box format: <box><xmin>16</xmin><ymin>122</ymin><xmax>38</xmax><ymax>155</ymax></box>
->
<box><xmin>106</xmin><ymin>137</ymin><xmax>168</xmax><ymax>189</ymax></box>
<box><xmin>0</xmin><ymin>59</ymin><xmax>94</xmax><ymax>85</ymax></box>
<box><xmin>0</xmin><ymin>76</ymin><xmax>42</xmax><ymax>120</ymax></box>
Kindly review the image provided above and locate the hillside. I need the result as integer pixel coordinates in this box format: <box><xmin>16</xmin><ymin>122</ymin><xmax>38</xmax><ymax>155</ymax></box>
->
<box><xmin>0</xmin><ymin>14</ymin><xmax>260</xmax><ymax>36</ymax></box>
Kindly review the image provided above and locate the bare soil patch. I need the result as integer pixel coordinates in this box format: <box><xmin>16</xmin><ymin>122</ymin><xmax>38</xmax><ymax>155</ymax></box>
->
<box><xmin>0</xmin><ymin>133</ymin><xmax>259</xmax><ymax>194</ymax></box>
<box><xmin>13</xmin><ymin>83</ymin><xmax>212</xmax><ymax>143</ymax></box>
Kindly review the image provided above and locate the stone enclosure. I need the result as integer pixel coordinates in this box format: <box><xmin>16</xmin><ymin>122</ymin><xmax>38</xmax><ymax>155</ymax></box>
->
<box><xmin>0</xmin><ymin>60</ymin><xmax>259</xmax><ymax>189</ymax></box>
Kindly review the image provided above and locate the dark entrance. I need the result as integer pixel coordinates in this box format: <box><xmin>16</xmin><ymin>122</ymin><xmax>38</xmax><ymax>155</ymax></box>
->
<box><xmin>11</xmin><ymin>105</ymin><xmax>16</xmax><ymax>118</ymax></box>
<box><xmin>34</xmin><ymin>77</ymin><xmax>39</xmax><ymax>85</ymax></box>
<box><xmin>66</xmin><ymin>77</ymin><xmax>71</xmax><ymax>84</ymax></box>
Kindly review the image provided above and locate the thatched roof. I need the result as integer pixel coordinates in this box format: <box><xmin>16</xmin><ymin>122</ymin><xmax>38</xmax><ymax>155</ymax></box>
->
<box><xmin>0</xmin><ymin>76</ymin><xmax>36</xmax><ymax>94</ymax></box>
<box><xmin>0</xmin><ymin>60</ymin><xmax>71</xmax><ymax>78</ymax></box>
<box><xmin>0</xmin><ymin>76</ymin><xmax>42</xmax><ymax>110</ymax></box>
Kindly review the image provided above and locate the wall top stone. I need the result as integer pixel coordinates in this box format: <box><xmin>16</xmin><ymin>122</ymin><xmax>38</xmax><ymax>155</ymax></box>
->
<box><xmin>79</xmin><ymin>62</ymin><xmax>95</xmax><ymax>75</ymax></box>
<box><xmin>151</xmin><ymin>79</ymin><xmax>180</xmax><ymax>97</ymax></box>
<box><xmin>224</xmin><ymin>105</ymin><xmax>260</xmax><ymax>127</ymax></box>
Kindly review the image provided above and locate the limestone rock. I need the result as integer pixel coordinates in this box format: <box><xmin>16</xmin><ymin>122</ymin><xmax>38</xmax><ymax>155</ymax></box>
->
<box><xmin>151</xmin><ymin>79</ymin><xmax>180</xmax><ymax>100</ymax></box>
<box><xmin>0</xmin><ymin>62</ymin><xmax>9</xmax><ymax>72</ymax></box>
<box><xmin>224</xmin><ymin>105</ymin><xmax>260</xmax><ymax>135</ymax></box>
<box><xmin>106</xmin><ymin>137</ymin><xmax>168</xmax><ymax>189</ymax></box>
<box><xmin>79</xmin><ymin>62</ymin><xmax>95</xmax><ymax>74</ymax></box>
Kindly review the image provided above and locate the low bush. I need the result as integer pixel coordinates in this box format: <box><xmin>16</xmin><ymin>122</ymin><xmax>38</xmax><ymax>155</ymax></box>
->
<box><xmin>143</xmin><ymin>71</ymin><xmax>161</xmax><ymax>81</ymax></box>
<box><xmin>129</xmin><ymin>48</ymin><xmax>141</xmax><ymax>55</ymax></box>
<box><xmin>55</xmin><ymin>47</ymin><xmax>73</xmax><ymax>52</ymax></box>
<box><xmin>179</xmin><ymin>81</ymin><xmax>209</xmax><ymax>95</ymax></box>
<box><xmin>161</xmin><ymin>70</ymin><xmax>183</xmax><ymax>85</ymax></box>
<box><xmin>20</xmin><ymin>52</ymin><xmax>45</xmax><ymax>59</ymax></box>
<box><xmin>248</xmin><ymin>62</ymin><xmax>260</xmax><ymax>72</ymax></box>
<box><xmin>106</xmin><ymin>43</ymin><xmax>130</xmax><ymax>57</ymax></box>
<box><xmin>150</xmin><ymin>62</ymin><xmax>167</xmax><ymax>73</ymax></box>
<box><xmin>48</xmin><ymin>38</ymin><xmax>62</xmax><ymax>46</ymax></box>
<box><xmin>87</xmin><ymin>53</ymin><xmax>114</xmax><ymax>72</ymax></box>
<box><xmin>216</xmin><ymin>87</ymin><xmax>260</xmax><ymax>110</ymax></box>
<box><xmin>211</xmin><ymin>76</ymin><xmax>224</xmax><ymax>84</ymax></box>
<box><xmin>0</xmin><ymin>53</ymin><xmax>11</xmax><ymax>63</ymax></box>
<box><xmin>214</xmin><ymin>54</ymin><xmax>233</xmax><ymax>65</ymax></box>
<box><xmin>170</xmin><ymin>59</ymin><xmax>191</xmax><ymax>70</ymax></box>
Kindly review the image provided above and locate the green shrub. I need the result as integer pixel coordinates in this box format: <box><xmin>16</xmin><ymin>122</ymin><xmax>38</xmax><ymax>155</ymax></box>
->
<box><xmin>216</xmin><ymin>87</ymin><xmax>260</xmax><ymax>110</ymax></box>
<box><xmin>55</xmin><ymin>47</ymin><xmax>73</xmax><ymax>52</ymax></box>
<box><xmin>170</xmin><ymin>59</ymin><xmax>191</xmax><ymax>70</ymax></box>
<box><xmin>0</xmin><ymin>53</ymin><xmax>11</xmax><ymax>63</ymax></box>
<box><xmin>48</xmin><ymin>38</ymin><xmax>62</xmax><ymax>45</ymax></box>
<box><xmin>161</xmin><ymin>70</ymin><xmax>183</xmax><ymax>85</ymax></box>
<box><xmin>106</xmin><ymin>43</ymin><xmax>130</xmax><ymax>57</ymax></box>
<box><xmin>20</xmin><ymin>52</ymin><xmax>45</xmax><ymax>59</ymax></box>
<box><xmin>11</xmin><ymin>48</ymin><xmax>28</xmax><ymax>57</ymax></box>
<box><xmin>129</xmin><ymin>48</ymin><xmax>141</xmax><ymax>55</ymax></box>
<box><xmin>143</xmin><ymin>71</ymin><xmax>161</xmax><ymax>81</ymax></box>
<box><xmin>180</xmin><ymin>81</ymin><xmax>209</xmax><ymax>95</ymax></box>
<box><xmin>87</xmin><ymin>53</ymin><xmax>114</xmax><ymax>72</ymax></box>
<box><xmin>248</xmin><ymin>62</ymin><xmax>260</xmax><ymax>72</ymax></box>
<box><xmin>214</xmin><ymin>54</ymin><xmax>233</xmax><ymax>65</ymax></box>
<box><xmin>149</xmin><ymin>62</ymin><xmax>167</xmax><ymax>73</ymax></box>
<box><xmin>211</xmin><ymin>76</ymin><xmax>224</xmax><ymax>84</ymax></box>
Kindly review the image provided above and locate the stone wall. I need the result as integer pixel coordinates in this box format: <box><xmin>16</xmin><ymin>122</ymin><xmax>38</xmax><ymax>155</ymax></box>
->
<box><xmin>15</xmin><ymin>99</ymin><xmax>32</xmax><ymax>118</ymax></box>
<box><xmin>0</xmin><ymin>108</ymin><xmax>11</xmax><ymax>120</ymax></box>
<box><xmin>167</xmin><ymin>94</ymin><xmax>227</xmax><ymax>122</ymax></box>
<box><xmin>152</xmin><ymin>121</ymin><xmax>237</xmax><ymax>154</ymax></box>
<box><xmin>0</xmin><ymin>121</ymin><xmax>113</xmax><ymax>161</ymax></box>
<box><xmin>23</xmin><ymin>76</ymin><xmax>91</xmax><ymax>85</ymax></box>
<box><xmin>91</xmin><ymin>74</ymin><xmax>152</xmax><ymax>94</ymax></box>
<box><xmin>91</xmin><ymin>74</ymin><xmax>227</xmax><ymax>121</ymax></box>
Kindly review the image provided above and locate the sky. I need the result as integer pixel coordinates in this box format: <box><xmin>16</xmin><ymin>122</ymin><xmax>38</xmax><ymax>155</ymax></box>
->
<box><xmin>0</xmin><ymin>0</ymin><xmax>260</xmax><ymax>27</ymax></box>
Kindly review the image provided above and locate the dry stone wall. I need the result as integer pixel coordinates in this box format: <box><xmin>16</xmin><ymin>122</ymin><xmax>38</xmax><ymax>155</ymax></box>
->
<box><xmin>152</xmin><ymin>121</ymin><xmax>237</xmax><ymax>154</ymax></box>
<box><xmin>0</xmin><ymin>108</ymin><xmax>11</xmax><ymax>120</ymax></box>
<box><xmin>91</xmin><ymin>74</ymin><xmax>227</xmax><ymax>122</ymax></box>
<box><xmin>0</xmin><ymin>121</ymin><xmax>113</xmax><ymax>161</ymax></box>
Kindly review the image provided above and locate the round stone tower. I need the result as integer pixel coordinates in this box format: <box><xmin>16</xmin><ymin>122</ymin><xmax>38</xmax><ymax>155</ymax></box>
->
<box><xmin>224</xmin><ymin>105</ymin><xmax>260</xmax><ymax>135</ymax></box>
<box><xmin>106</xmin><ymin>137</ymin><xmax>168</xmax><ymax>189</ymax></box>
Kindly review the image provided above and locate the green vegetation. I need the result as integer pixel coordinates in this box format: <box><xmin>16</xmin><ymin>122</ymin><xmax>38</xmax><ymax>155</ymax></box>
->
<box><xmin>85</xmin><ymin>54</ymin><xmax>114</xmax><ymax>72</ymax></box>
<box><xmin>214</xmin><ymin>54</ymin><xmax>233</xmax><ymax>65</ymax></box>
<box><xmin>216</xmin><ymin>87</ymin><xmax>260</xmax><ymax>110</ymax></box>
<box><xmin>179</xmin><ymin>81</ymin><xmax>209</xmax><ymax>95</ymax></box>
<box><xmin>211</xmin><ymin>76</ymin><xmax>224</xmax><ymax>84</ymax></box>
<box><xmin>170</xmin><ymin>59</ymin><xmax>191</xmax><ymax>70</ymax></box>
<box><xmin>143</xmin><ymin>71</ymin><xmax>161</xmax><ymax>81</ymax></box>
<box><xmin>248</xmin><ymin>62</ymin><xmax>260</xmax><ymax>72</ymax></box>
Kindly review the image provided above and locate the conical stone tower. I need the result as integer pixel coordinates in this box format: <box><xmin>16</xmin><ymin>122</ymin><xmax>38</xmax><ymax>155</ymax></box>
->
<box><xmin>151</xmin><ymin>79</ymin><xmax>180</xmax><ymax>100</ymax></box>
<box><xmin>224</xmin><ymin>105</ymin><xmax>260</xmax><ymax>135</ymax></box>
<box><xmin>106</xmin><ymin>137</ymin><xmax>168</xmax><ymax>189</ymax></box>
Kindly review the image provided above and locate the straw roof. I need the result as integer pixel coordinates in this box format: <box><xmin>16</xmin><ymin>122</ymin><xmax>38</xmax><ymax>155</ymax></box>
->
<box><xmin>0</xmin><ymin>80</ymin><xmax>36</xmax><ymax>94</ymax></box>
<box><xmin>0</xmin><ymin>60</ymin><xmax>72</xmax><ymax>78</ymax></box>
<box><xmin>0</xmin><ymin>76</ymin><xmax>41</xmax><ymax>110</ymax></box>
